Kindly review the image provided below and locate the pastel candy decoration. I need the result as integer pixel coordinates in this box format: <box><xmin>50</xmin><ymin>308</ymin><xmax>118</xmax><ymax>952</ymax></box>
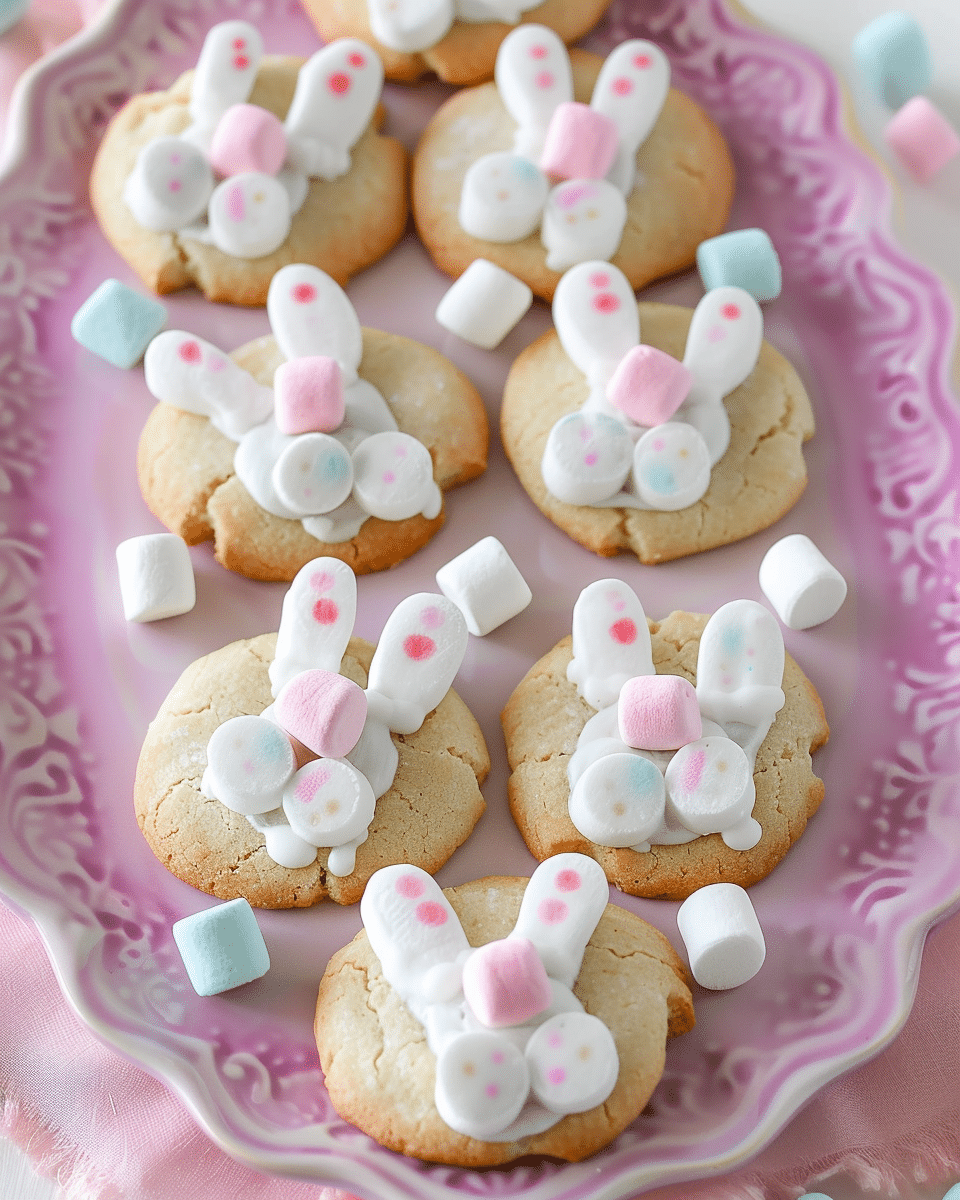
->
<box><xmin>283</xmin><ymin>40</ymin><xmax>384</xmax><ymax>181</ymax></box>
<box><xmin>590</xmin><ymin>40</ymin><xmax>670</xmax><ymax>195</ymax></box>
<box><xmin>267</xmin><ymin>264</ymin><xmax>363</xmax><ymax>384</ymax></box>
<box><xmin>367</xmin><ymin>0</ymin><xmax>454</xmax><ymax>54</ymax></box>
<box><xmin>852</xmin><ymin>11</ymin><xmax>932</xmax><ymax>110</ymax></box>
<box><xmin>664</xmin><ymin>736</ymin><xmax>759</xmax><ymax>850</ymax></box>
<box><xmin>632</xmin><ymin>422</ymin><xmax>712</xmax><ymax>510</ymax></box>
<box><xmin>434</xmin><ymin>1032</ymin><xmax>530</xmax><ymax>1139</ymax></box>
<box><xmin>525</xmin><ymin>1011</ymin><xmax>619</xmax><ymax>1115</ymax></box>
<box><xmin>539</xmin><ymin>103</ymin><xmax>619</xmax><ymax>181</ymax></box>
<box><xmin>204</xmin><ymin>714</ymin><xmax>296</xmax><ymax>815</ymax></box>
<box><xmin>540</xmin><ymin>179</ymin><xmax>628</xmax><ymax>273</ymax></box>
<box><xmin>274</xmin><ymin>355</ymin><xmax>345</xmax><ymax>436</ymax></box>
<box><xmin>173</xmin><ymin>898</ymin><xmax>270</xmax><ymax>997</ymax></box>
<box><xmin>188</xmin><ymin>21</ymin><xmax>263</xmax><ymax>130</ymax></box>
<box><xmin>210</xmin><ymin>103</ymin><xmax>287</xmax><ymax>178</ymax></box>
<box><xmin>461</xmin><ymin>937</ymin><xmax>552</xmax><ymax>1028</ymax></box>
<box><xmin>552</xmin><ymin>261</ymin><xmax>639</xmax><ymax>394</ymax></box>
<box><xmin>758</xmin><ymin>533</ymin><xmax>848</xmax><ymax>631</ymax></box>
<box><xmin>884</xmin><ymin>97</ymin><xmax>960</xmax><ymax>183</ymax></box>
<box><xmin>696</xmin><ymin>228</ymin><xmax>782</xmax><ymax>304</ymax></box>
<box><xmin>566</xmin><ymin>579</ymin><xmax>655</xmax><ymax>711</ymax></box>
<box><xmin>510</xmin><ymin>854</ymin><xmax>609</xmax><ymax>989</ymax></box>
<box><xmin>115</xmin><ymin>533</ymin><xmax>196</xmax><ymax>624</ymax></box>
<box><xmin>207</xmin><ymin>172</ymin><xmax>292</xmax><ymax>258</ymax></box>
<box><xmin>618</xmin><ymin>674</ymin><xmax>701</xmax><ymax>751</ymax></box>
<box><xmin>495</xmin><ymin>25</ymin><xmax>573</xmax><ymax>158</ymax></box>
<box><xmin>676</xmin><ymin>882</ymin><xmax>766</xmax><ymax>990</ymax></box>
<box><xmin>351</xmin><ymin>431</ymin><xmax>442</xmax><ymax>522</ymax></box>
<box><xmin>124</xmin><ymin>136</ymin><xmax>214</xmax><ymax>233</ymax></box>
<box><xmin>434</xmin><ymin>259</ymin><xmax>533</xmax><ymax>350</ymax></box>
<box><xmin>271</xmin><ymin>433</ymin><xmax>355</xmax><ymax>516</ymax></box>
<box><xmin>458</xmin><ymin>152</ymin><xmax>549</xmax><ymax>243</ymax></box>
<box><xmin>567</xmin><ymin>752</ymin><xmax>665</xmax><ymax>848</ymax></box>
<box><xmin>282</xmin><ymin>757</ymin><xmax>376</xmax><ymax>851</ymax></box>
<box><xmin>541</xmin><ymin>411</ymin><xmax>633</xmax><ymax>506</ymax></box>
<box><xmin>434</xmin><ymin>535</ymin><xmax>532</xmax><ymax>637</ymax></box>
<box><xmin>143</xmin><ymin>330</ymin><xmax>273</xmax><ymax>441</ymax></box>
<box><xmin>71</xmin><ymin>279</ymin><xmax>167</xmax><ymax>371</ymax></box>
<box><xmin>273</xmin><ymin>668</ymin><xmax>367</xmax><ymax>759</ymax></box>
<box><xmin>606</xmin><ymin>344</ymin><xmax>692</xmax><ymax>426</ymax></box>
<box><xmin>269</xmin><ymin>557</ymin><xmax>357</xmax><ymax>695</ymax></box>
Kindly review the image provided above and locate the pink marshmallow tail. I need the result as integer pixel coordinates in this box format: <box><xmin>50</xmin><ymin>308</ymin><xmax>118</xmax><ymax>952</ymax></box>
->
<box><xmin>539</xmin><ymin>102</ymin><xmax>619</xmax><ymax>181</ymax></box>
<box><xmin>617</xmin><ymin>673</ymin><xmax>702</xmax><ymax>750</ymax></box>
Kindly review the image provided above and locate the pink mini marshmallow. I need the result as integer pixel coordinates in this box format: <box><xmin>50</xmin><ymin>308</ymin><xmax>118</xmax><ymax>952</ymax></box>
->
<box><xmin>274</xmin><ymin>356</ymin><xmax>345</xmax><ymax>435</ymax></box>
<box><xmin>461</xmin><ymin>937</ymin><xmax>553</xmax><ymax>1029</ymax></box>
<box><xmin>210</xmin><ymin>103</ymin><xmax>288</xmax><ymax>178</ymax></box>
<box><xmin>273</xmin><ymin>669</ymin><xmax>367</xmax><ymax>760</ymax></box>
<box><xmin>539</xmin><ymin>102</ymin><xmax>620</xmax><ymax>181</ymax></box>
<box><xmin>884</xmin><ymin>96</ymin><xmax>960</xmax><ymax>182</ymax></box>
<box><xmin>606</xmin><ymin>344</ymin><xmax>692</xmax><ymax>426</ymax></box>
<box><xmin>618</xmin><ymin>674</ymin><xmax>702</xmax><ymax>751</ymax></box>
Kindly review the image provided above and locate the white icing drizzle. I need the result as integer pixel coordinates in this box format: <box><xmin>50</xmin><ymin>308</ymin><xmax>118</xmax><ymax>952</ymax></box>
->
<box><xmin>367</xmin><ymin>0</ymin><xmax>543</xmax><ymax>56</ymax></box>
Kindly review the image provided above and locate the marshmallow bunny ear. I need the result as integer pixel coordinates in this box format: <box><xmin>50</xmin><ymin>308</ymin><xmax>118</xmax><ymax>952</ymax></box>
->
<box><xmin>267</xmin><ymin>264</ymin><xmax>363</xmax><ymax>382</ymax></box>
<box><xmin>189</xmin><ymin>21</ymin><xmax>263</xmax><ymax>129</ymax></box>
<box><xmin>552</xmin><ymin>261</ymin><xmax>640</xmax><ymax>393</ymax></box>
<box><xmin>269</xmin><ymin>557</ymin><xmax>357</xmax><ymax>695</ymax></box>
<box><xmin>368</xmin><ymin>0</ymin><xmax>454</xmax><ymax>54</ymax></box>
<box><xmin>590</xmin><ymin>41</ymin><xmax>670</xmax><ymax>195</ymax></box>
<box><xmin>143</xmin><ymin>331</ymin><xmax>273</xmax><ymax>440</ymax></box>
<box><xmin>284</xmin><ymin>40</ymin><xmax>384</xmax><ymax>181</ymax></box>
<box><xmin>566</xmin><ymin>578</ymin><xmax>655</xmax><ymax>710</ymax></box>
<box><xmin>683</xmin><ymin>286</ymin><xmax>763</xmax><ymax>401</ymax></box>
<box><xmin>495</xmin><ymin>25</ymin><xmax>573</xmax><ymax>158</ymax></box>
<box><xmin>509</xmin><ymin>854</ymin><xmax>609</xmax><ymax>989</ymax></box>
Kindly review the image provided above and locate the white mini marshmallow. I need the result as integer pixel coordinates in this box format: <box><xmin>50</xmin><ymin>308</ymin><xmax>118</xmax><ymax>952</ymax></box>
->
<box><xmin>676</xmin><ymin>882</ymin><xmax>766</xmax><ymax>990</ymax></box>
<box><xmin>435</xmin><ymin>536</ymin><xmax>532</xmax><ymax>636</ymax></box>
<box><xmin>116</xmin><ymin>533</ymin><xmax>196</xmax><ymax>623</ymax></box>
<box><xmin>758</xmin><ymin>533</ymin><xmax>848</xmax><ymax>630</ymax></box>
<box><xmin>434</xmin><ymin>260</ymin><xmax>533</xmax><ymax>349</ymax></box>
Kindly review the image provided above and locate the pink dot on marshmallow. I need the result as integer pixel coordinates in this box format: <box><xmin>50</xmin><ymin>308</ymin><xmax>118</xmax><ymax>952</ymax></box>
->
<box><xmin>396</xmin><ymin>873</ymin><xmax>425</xmax><ymax>898</ymax></box>
<box><xmin>617</xmin><ymin>674</ymin><xmax>702</xmax><ymax>751</ymax></box>
<box><xmin>210</xmin><ymin>104</ymin><xmax>287</xmax><ymax>178</ymax></box>
<box><xmin>539</xmin><ymin>102</ymin><xmax>620</xmax><ymax>181</ymax></box>
<box><xmin>461</xmin><ymin>938</ymin><xmax>553</xmax><ymax>1029</ymax></box>
<box><xmin>273</xmin><ymin>356</ymin><xmax>345</xmax><ymax>436</ymax></box>
<box><xmin>273</xmin><ymin>668</ymin><xmax>367</xmax><ymax>759</ymax></box>
<box><xmin>884</xmin><ymin>96</ymin><xmax>960</xmax><ymax>182</ymax></box>
<box><xmin>606</xmin><ymin>344</ymin><xmax>693</xmax><ymax>426</ymax></box>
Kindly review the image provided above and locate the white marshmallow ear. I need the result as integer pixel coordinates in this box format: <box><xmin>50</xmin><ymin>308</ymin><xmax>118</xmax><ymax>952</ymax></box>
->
<box><xmin>189</xmin><ymin>21</ymin><xmax>263</xmax><ymax>129</ymax></box>
<box><xmin>509</xmin><ymin>854</ymin><xmax>609</xmax><ymax>989</ymax></box>
<box><xmin>552</xmin><ymin>261</ymin><xmax>639</xmax><ymax>393</ymax></box>
<box><xmin>269</xmin><ymin>557</ymin><xmax>357</xmax><ymax>695</ymax></box>
<box><xmin>495</xmin><ymin>25</ymin><xmax>573</xmax><ymax>157</ymax></box>
<box><xmin>368</xmin><ymin>0</ymin><xmax>454</xmax><ymax>54</ymax></box>
<box><xmin>283</xmin><ymin>40</ymin><xmax>383</xmax><ymax>181</ymax></box>
<box><xmin>590</xmin><ymin>41</ymin><xmax>670</xmax><ymax>195</ymax></box>
<box><xmin>267</xmin><ymin>264</ymin><xmax>363</xmax><ymax>382</ymax></box>
<box><xmin>566</xmin><ymin>578</ymin><xmax>655</xmax><ymax>710</ymax></box>
<box><xmin>682</xmin><ymin>286</ymin><xmax>763</xmax><ymax>402</ymax></box>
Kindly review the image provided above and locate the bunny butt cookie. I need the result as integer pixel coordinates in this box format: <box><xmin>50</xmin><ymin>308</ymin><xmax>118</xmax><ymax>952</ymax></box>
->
<box><xmin>315</xmin><ymin>854</ymin><xmax>694</xmax><ymax>1165</ymax></box>
<box><xmin>502</xmin><ymin>580</ymin><xmax>829</xmax><ymax>900</ymax></box>
<box><xmin>134</xmin><ymin>558</ymin><xmax>489</xmax><ymax>908</ymax></box>
<box><xmin>90</xmin><ymin>22</ymin><xmax>407</xmax><ymax>305</ymax></box>
<box><xmin>301</xmin><ymin>0</ymin><xmax>612</xmax><ymax>86</ymax></box>
<box><xmin>412</xmin><ymin>28</ymin><xmax>734</xmax><ymax>300</ymax></box>
<box><xmin>501</xmin><ymin>262</ymin><xmax>815</xmax><ymax>563</ymax></box>
<box><xmin>137</xmin><ymin>264</ymin><xmax>488</xmax><ymax>581</ymax></box>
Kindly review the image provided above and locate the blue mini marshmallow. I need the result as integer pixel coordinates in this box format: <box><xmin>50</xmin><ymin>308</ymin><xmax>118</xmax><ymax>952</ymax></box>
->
<box><xmin>71</xmin><ymin>278</ymin><xmax>167</xmax><ymax>369</ymax></box>
<box><xmin>696</xmin><ymin>229</ymin><xmax>782</xmax><ymax>303</ymax></box>
<box><xmin>0</xmin><ymin>0</ymin><xmax>29</xmax><ymax>35</ymax></box>
<box><xmin>942</xmin><ymin>1187</ymin><xmax>960</xmax><ymax>1200</ymax></box>
<box><xmin>172</xmin><ymin>898</ymin><xmax>270</xmax><ymax>996</ymax></box>
<box><xmin>797</xmin><ymin>1194</ymin><xmax>835</xmax><ymax>1200</ymax></box>
<box><xmin>852</xmin><ymin>12</ymin><xmax>932</xmax><ymax>110</ymax></box>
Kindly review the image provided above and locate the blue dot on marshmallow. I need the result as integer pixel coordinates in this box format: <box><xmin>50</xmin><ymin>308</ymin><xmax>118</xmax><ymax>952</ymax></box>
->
<box><xmin>172</xmin><ymin>897</ymin><xmax>270</xmax><ymax>996</ymax></box>
<box><xmin>71</xmin><ymin>278</ymin><xmax>167</xmax><ymax>369</ymax></box>
<box><xmin>852</xmin><ymin>12</ymin><xmax>932</xmax><ymax>110</ymax></box>
<box><xmin>696</xmin><ymin>229</ymin><xmax>782</xmax><ymax>302</ymax></box>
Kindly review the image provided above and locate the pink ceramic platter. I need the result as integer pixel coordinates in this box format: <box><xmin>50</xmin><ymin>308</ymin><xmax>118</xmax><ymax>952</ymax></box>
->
<box><xmin>0</xmin><ymin>0</ymin><xmax>958</xmax><ymax>1195</ymax></box>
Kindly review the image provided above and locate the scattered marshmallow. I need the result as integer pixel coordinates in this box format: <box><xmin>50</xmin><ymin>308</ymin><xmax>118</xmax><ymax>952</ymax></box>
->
<box><xmin>172</xmin><ymin>898</ymin><xmax>270</xmax><ymax>996</ymax></box>
<box><xmin>758</xmin><ymin>533</ymin><xmax>848</xmax><ymax>630</ymax></box>
<box><xmin>539</xmin><ymin>102</ymin><xmax>619</xmax><ymax>181</ymax></box>
<box><xmin>0</xmin><ymin>0</ymin><xmax>29</xmax><ymax>36</ymax></box>
<box><xmin>115</xmin><ymin>533</ymin><xmax>196</xmax><ymax>622</ymax></box>
<box><xmin>435</xmin><ymin>536</ymin><xmax>532</xmax><ymax>636</ymax></box>
<box><xmin>210</xmin><ymin>103</ymin><xmax>287</xmax><ymax>177</ymax></box>
<box><xmin>434</xmin><ymin>259</ymin><xmax>533</xmax><ymax>350</ymax></box>
<box><xmin>71</xmin><ymin>279</ymin><xmax>167</xmax><ymax>370</ymax></box>
<box><xmin>695</xmin><ymin>228</ymin><xmax>782</xmax><ymax>303</ymax></box>
<box><xmin>273</xmin><ymin>668</ymin><xmax>367</xmax><ymax>759</ymax></box>
<box><xmin>884</xmin><ymin>96</ymin><xmax>960</xmax><ymax>182</ymax></box>
<box><xmin>273</xmin><ymin>355</ymin><xmax>345</xmax><ymax>435</ymax></box>
<box><xmin>676</xmin><ymin>882</ymin><xmax>766</xmax><ymax>990</ymax></box>
<box><xmin>617</xmin><ymin>674</ymin><xmax>701</xmax><ymax>751</ymax></box>
<box><xmin>852</xmin><ymin>11</ymin><xmax>931</xmax><ymax>110</ymax></box>
<box><xmin>606</xmin><ymin>344</ymin><xmax>692</xmax><ymax>427</ymax></box>
<box><xmin>461</xmin><ymin>937</ymin><xmax>552</xmax><ymax>1029</ymax></box>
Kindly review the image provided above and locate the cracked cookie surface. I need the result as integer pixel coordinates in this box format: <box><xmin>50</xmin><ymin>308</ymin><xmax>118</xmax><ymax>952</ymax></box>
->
<box><xmin>134</xmin><ymin>633</ymin><xmax>489</xmax><ymax>907</ymax></box>
<box><xmin>90</xmin><ymin>57</ymin><xmax>407</xmax><ymax>306</ymax></box>
<box><xmin>501</xmin><ymin>301</ymin><xmax>815</xmax><ymax>562</ymax></box>
<box><xmin>412</xmin><ymin>52</ymin><xmax>734</xmax><ymax>302</ymax></box>
<box><xmin>315</xmin><ymin>873</ymin><xmax>694</xmax><ymax>1165</ymax></box>
<box><xmin>502</xmin><ymin>611</ymin><xmax>829</xmax><ymax>899</ymax></box>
